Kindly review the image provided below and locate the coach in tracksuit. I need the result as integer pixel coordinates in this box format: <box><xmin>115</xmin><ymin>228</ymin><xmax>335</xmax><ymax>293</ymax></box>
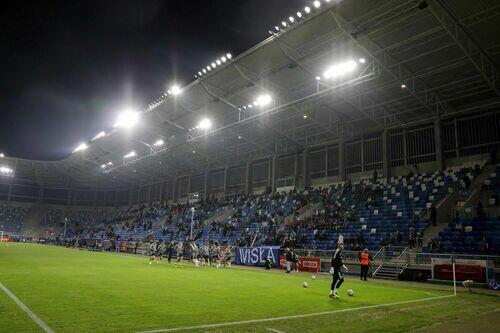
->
<box><xmin>330</xmin><ymin>243</ymin><xmax>348</xmax><ymax>299</ymax></box>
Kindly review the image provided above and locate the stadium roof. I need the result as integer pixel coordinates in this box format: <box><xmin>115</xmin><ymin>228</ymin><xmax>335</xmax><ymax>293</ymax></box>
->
<box><xmin>2</xmin><ymin>0</ymin><xmax>500</xmax><ymax>189</ymax></box>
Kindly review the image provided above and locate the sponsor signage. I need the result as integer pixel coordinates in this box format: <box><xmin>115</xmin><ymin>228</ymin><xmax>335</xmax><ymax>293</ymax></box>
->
<box><xmin>234</xmin><ymin>246</ymin><xmax>280</xmax><ymax>266</ymax></box>
<box><xmin>279</xmin><ymin>256</ymin><xmax>321</xmax><ymax>272</ymax></box>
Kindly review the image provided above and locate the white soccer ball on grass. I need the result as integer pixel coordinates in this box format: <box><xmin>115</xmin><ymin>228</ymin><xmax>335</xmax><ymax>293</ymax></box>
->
<box><xmin>347</xmin><ymin>289</ymin><xmax>354</xmax><ymax>296</ymax></box>
<box><xmin>311</xmin><ymin>275</ymin><xmax>316</xmax><ymax>280</ymax></box>
<box><xmin>303</xmin><ymin>281</ymin><xmax>309</xmax><ymax>288</ymax></box>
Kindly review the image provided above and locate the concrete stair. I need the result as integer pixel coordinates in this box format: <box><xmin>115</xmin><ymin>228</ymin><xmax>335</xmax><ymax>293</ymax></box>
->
<box><xmin>20</xmin><ymin>206</ymin><xmax>52</xmax><ymax>238</ymax></box>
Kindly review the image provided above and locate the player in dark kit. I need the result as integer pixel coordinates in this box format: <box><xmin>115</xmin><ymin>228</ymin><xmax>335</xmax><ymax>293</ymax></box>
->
<box><xmin>329</xmin><ymin>243</ymin><xmax>348</xmax><ymax>299</ymax></box>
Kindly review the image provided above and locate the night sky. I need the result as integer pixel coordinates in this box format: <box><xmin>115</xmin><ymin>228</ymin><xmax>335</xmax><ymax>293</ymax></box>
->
<box><xmin>0</xmin><ymin>0</ymin><xmax>304</xmax><ymax>160</ymax></box>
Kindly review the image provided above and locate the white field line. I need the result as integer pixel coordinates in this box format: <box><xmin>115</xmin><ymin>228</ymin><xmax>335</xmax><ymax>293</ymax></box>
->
<box><xmin>0</xmin><ymin>281</ymin><xmax>55</xmax><ymax>333</ymax></box>
<box><xmin>137</xmin><ymin>294</ymin><xmax>454</xmax><ymax>333</ymax></box>
<box><xmin>267</xmin><ymin>328</ymin><xmax>286</xmax><ymax>333</ymax></box>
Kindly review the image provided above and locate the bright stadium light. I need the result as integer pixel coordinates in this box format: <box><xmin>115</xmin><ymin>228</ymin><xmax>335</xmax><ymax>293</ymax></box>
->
<box><xmin>114</xmin><ymin>110</ymin><xmax>139</xmax><ymax>129</ymax></box>
<box><xmin>313</xmin><ymin>1</ymin><xmax>321</xmax><ymax>8</ymax></box>
<box><xmin>216</xmin><ymin>59</ymin><xmax>221</xmax><ymax>65</ymax></box>
<box><xmin>221</xmin><ymin>56</ymin><xmax>227</xmax><ymax>62</ymax></box>
<box><xmin>281</xmin><ymin>21</ymin><xmax>287</xmax><ymax>27</ymax></box>
<box><xmin>91</xmin><ymin>131</ymin><xmax>106</xmax><ymax>141</ymax></box>
<box><xmin>198</xmin><ymin>118</ymin><xmax>212</xmax><ymax>130</ymax></box>
<box><xmin>304</xmin><ymin>6</ymin><xmax>311</xmax><ymax>13</ymax></box>
<box><xmin>73</xmin><ymin>143</ymin><xmax>88</xmax><ymax>153</ymax></box>
<box><xmin>358</xmin><ymin>58</ymin><xmax>366</xmax><ymax>64</ymax></box>
<box><xmin>0</xmin><ymin>153</ymin><xmax>4</xmax><ymax>158</ymax></box>
<box><xmin>297</xmin><ymin>12</ymin><xmax>302</xmax><ymax>18</ymax></box>
<box><xmin>124</xmin><ymin>151</ymin><xmax>136</xmax><ymax>159</ymax></box>
<box><xmin>255</xmin><ymin>94</ymin><xmax>272</xmax><ymax>107</ymax></box>
<box><xmin>202</xmin><ymin>69</ymin><xmax>207</xmax><ymax>74</ymax></box>
<box><xmin>0</xmin><ymin>166</ymin><xmax>13</xmax><ymax>175</ymax></box>
<box><xmin>323</xmin><ymin>60</ymin><xmax>358</xmax><ymax>79</ymax></box>
<box><xmin>226</xmin><ymin>53</ymin><xmax>232</xmax><ymax>59</ymax></box>
<box><xmin>153</xmin><ymin>139</ymin><xmax>165</xmax><ymax>147</ymax></box>
<box><xmin>170</xmin><ymin>85</ymin><xmax>182</xmax><ymax>95</ymax></box>
<box><xmin>275</xmin><ymin>26</ymin><xmax>280</xmax><ymax>31</ymax></box>
<box><xmin>289</xmin><ymin>16</ymin><xmax>295</xmax><ymax>23</ymax></box>
<box><xmin>401</xmin><ymin>83</ymin><xmax>407</xmax><ymax>88</ymax></box>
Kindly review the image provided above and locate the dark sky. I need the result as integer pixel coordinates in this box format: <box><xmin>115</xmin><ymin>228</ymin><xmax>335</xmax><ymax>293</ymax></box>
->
<box><xmin>0</xmin><ymin>0</ymin><xmax>304</xmax><ymax>160</ymax></box>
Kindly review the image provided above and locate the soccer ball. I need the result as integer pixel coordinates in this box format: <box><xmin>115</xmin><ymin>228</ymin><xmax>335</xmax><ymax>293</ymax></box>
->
<box><xmin>311</xmin><ymin>275</ymin><xmax>316</xmax><ymax>280</ymax></box>
<box><xmin>303</xmin><ymin>282</ymin><xmax>309</xmax><ymax>288</ymax></box>
<box><xmin>347</xmin><ymin>289</ymin><xmax>354</xmax><ymax>296</ymax></box>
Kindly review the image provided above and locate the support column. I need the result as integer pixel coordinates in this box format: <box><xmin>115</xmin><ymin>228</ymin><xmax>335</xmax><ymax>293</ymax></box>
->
<box><xmin>302</xmin><ymin>148</ymin><xmax>309</xmax><ymax>188</ymax></box>
<box><xmin>271</xmin><ymin>155</ymin><xmax>277</xmax><ymax>192</ymax></box>
<box><xmin>223</xmin><ymin>167</ymin><xmax>228</xmax><ymax>195</ymax></box>
<box><xmin>172</xmin><ymin>178</ymin><xmax>177</xmax><ymax>203</ymax></box>
<box><xmin>7</xmin><ymin>184</ymin><xmax>12</xmax><ymax>202</ymax></box>
<box><xmin>382</xmin><ymin>130</ymin><xmax>389</xmax><ymax>179</ymax></box>
<box><xmin>147</xmin><ymin>185</ymin><xmax>152</xmax><ymax>205</ymax></box>
<box><xmin>245</xmin><ymin>162</ymin><xmax>252</xmax><ymax>195</ymax></box>
<box><xmin>434</xmin><ymin>118</ymin><xmax>444</xmax><ymax>171</ymax></box>
<box><xmin>339</xmin><ymin>139</ymin><xmax>346</xmax><ymax>181</ymax></box>
<box><xmin>204</xmin><ymin>171</ymin><xmax>209</xmax><ymax>200</ymax></box>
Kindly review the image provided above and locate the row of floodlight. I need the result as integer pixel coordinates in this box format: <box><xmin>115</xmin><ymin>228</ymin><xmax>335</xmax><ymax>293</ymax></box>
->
<box><xmin>237</xmin><ymin>94</ymin><xmax>272</xmax><ymax>111</ymax></box>
<box><xmin>195</xmin><ymin>53</ymin><xmax>232</xmax><ymax>78</ymax></box>
<box><xmin>269</xmin><ymin>0</ymin><xmax>331</xmax><ymax>35</ymax></box>
<box><xmin>147</xmin><ymin>84</ymin><xmax>183</xmax><ymax>110</ymax></box>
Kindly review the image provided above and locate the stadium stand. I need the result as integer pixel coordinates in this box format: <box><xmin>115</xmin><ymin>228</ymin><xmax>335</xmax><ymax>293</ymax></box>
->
<box><xmin>0</xmin><ymin>204</ymin><xmax>30</xmax><ymax>233</ymax></box>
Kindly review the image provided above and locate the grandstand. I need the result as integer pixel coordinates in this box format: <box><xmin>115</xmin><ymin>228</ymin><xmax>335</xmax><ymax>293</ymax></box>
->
<box><xmin>1</xmin><ymin>1</ymin><xmax>500</xmax><ymax>332</ymax></box>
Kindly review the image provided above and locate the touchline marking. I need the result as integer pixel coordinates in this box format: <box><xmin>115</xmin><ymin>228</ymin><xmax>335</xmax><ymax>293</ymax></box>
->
<box><xmin>0</xmin><ymin>281</ymin><xmax>55</xmax><ymax>333</ymax></box>
<box><xmin>137</xmin><ymin>295</ymin><xmax>454</xmax><ymax>333</ymax></box>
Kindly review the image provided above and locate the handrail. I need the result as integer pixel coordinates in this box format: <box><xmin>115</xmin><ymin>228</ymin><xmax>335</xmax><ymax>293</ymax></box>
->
<box><xmin>371</xmin><ymin>246</ymin><xmax>386</xmax><ymax>276</ymax></box>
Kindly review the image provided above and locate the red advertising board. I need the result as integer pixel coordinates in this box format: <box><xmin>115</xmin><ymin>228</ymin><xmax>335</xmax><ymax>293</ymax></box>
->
<box><xmin>279</xmin><ymin>256</ymin><xmax>321</xmax><ymax>272</ymax></box>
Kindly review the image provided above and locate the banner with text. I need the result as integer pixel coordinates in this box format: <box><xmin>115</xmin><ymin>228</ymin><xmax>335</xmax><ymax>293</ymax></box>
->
<box><xmin>235</xmin><ymin>246</ymin><xmax>281</xmax><ymax>267</ymax></box>
<box><xmin>279</xmin><ymin>256</ymin><xmax>321</xmax><ymax>272</ymax></box>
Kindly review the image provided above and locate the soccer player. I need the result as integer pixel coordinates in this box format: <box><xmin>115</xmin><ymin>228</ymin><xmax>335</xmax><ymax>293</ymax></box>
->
<box><xmin>189</xmin><ymin>241</ymin><xmax>199</xmax><ymax>265</ymax></box>
<box><xmin>167</xmin><ymin>241</ymin><xmax>175</xmax><ymax>263</ymax></box>
<box><xmin>329</xmin><ymin>243</ymin><xmax>348</xmax><ymax>299</ymax></box>
<box><xmin>149</xmin><ymin>240</ymin><xmax>157</xmax><ymax>265</ymax></box>
<box><xmin>209</xmin><ymin>242</ymin><xmax>219</xmax><ymax>268</ymax></box>
<box><xmin>157</xmin><ymin>240</ymin><xmax>166</xmax><ymax>264</ymax></box>
<box><xmin>175</xmin><ymin>241</ymin><xmax>184</xmax><ymax>266</ymax></box>
<box><xmin>200</xmin><ymin>242</ymin><xmax>210</xmax><ymax>266</ymax></box>
<box><xmin>224</xmin><ymin>245</ymin><xmax>234</xmax><ymax>268</ymax></box>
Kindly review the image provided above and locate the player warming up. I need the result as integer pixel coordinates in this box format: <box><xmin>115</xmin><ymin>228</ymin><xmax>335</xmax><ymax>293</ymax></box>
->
<box><xmin>148</xmin><ymin>240</ymin><xmax>157</xmax><ymax>265</ymax></box>
<box><xmin>329</xmin><ymin>243</ymin><xmax>348</xmax><ymax>299</ymax></box>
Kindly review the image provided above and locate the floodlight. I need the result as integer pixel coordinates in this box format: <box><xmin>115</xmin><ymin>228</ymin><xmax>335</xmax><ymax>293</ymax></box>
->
<box><xmin>114</xmin><ymin>110</ymin><xmax>139</xmax><ymax>129</ymax></box>
<box><xmin>211</xmin><ymin>62</ymin><xmax>216</xmax><ymax>68</ymax></box>
<box><xmin>313</xmin><ymin>1</ymin><xmax>321</xmax><ymax>8</ymax></box>
<box><xmin>358</xmin><ymin>58</ymin><xmax>366</xmax><ymax>64</ymax></box>
<box><xmin>198</xmin><ymin>71</ymin><xmax>202</xmax><ymax>76</ymax></box>
<box><xmin>171</xmin><ymin>85</ymin><xmax>182</xmax><ymax>95</ymax></box>
<box><xmin>255</xmin><ymin>94</ymin><xmax>272</xmax><ymax>107</ymax></box>
<box><xmin>401</xmin><ymin>84</ymin><xmax>407</xmax><ymax>88</ymax></box>
<box><xmin>304</xmin><ymin>6</ymin><xmax>311</xmax><ymax>13</ymax></box>
<box><xmin>289</xmin><ymin>16</ymin><xmax>295</xmax><ymax>23</ymax></box>
<box><xmin>0</xmin><ymin>153</ymin><xmax>4</xmax><ymax>158</ymax></box>
<box><xmin>154</xmin><ymin>139</ymin><xmax>165</xmax><ymax>147</ymax></box>
<box><xmin>107</xmin><ymin>162</ymin><xmax>113</xmax><ymax>166</ymax></box>
<box><xmin>303</xmin><ymin>115</ymin><xmax>308</xmax><ymax>119</ymax></box>
<box><xmin>101</xmin><ymin>164</ymin><xmax>107</xmax><ymax>169</ymax></box>
<box><xmin>0</xmin><ymin>166</ymin><xmax>13</xmax><ymax>175</ymax></box>
<box><xmin>216</xmin><ymin>60</ymin><xmax>221</xmax><ymax>65</ymax></box>
<box><xmin>198</xmin><ymin>118</ymin><xmax>212</xmax><ymax>130</ymax></box>
<box><xmin>226</xmin><ymin>53</ymin><xmax>232</xmax><ymax>59</ymax></box>
<box><xmin>315</xmin><ymin>76</ymin><xmax>321</xmax><ymax>81</ymax></box>
<box><xmin>124</xmin><ymin>151</ymin><xmax>136</xmax><ymax>159</ymax></box>
<box><xmin>275</xmin><ymin>26</ymin><xmax>280</xmax><ymax>31</ymax></box>
<box><xmin>207</xmin><ymin>66</ymin><xmax>211</xmax><ymax>71</ymax></box>
<box><xmin>282</xmin><ymin>21</ymin><xmax>287</xmax><ymax>27</ymax></box>
<box><xmin>323</xmin><ymin>60</ymin><xmax>358</xmax><ymax>79</ymax></box>
<box><xmin>92</xmin><ymin>131</ymin><xmax>106</xmax><ymax>141</ymax></box>
<box><xmin>222</xmin><ymin>56</ymin><xmax>227</xmax><ymax>62</ymax></box>
<box><xmin>73</xmin><ymin>143</ymin><xmax>88</xmax><ymax>153</ymax></box>
<box><xmin>297</xmin><ymin>12</ymin><xmax>302</xmax><ymax>18</ymax></box>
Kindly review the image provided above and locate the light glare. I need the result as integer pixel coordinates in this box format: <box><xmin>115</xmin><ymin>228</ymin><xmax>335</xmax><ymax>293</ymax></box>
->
<box><xmin>124</xmin><ymin>151</ymin><xmax>136</xmax><ymax>159</ymax></box>
<box><xmin>255</xmin><ymin>94</ymin><xmax>272</xmax><ymax>107</ymax></box>
<box><xmin>198</xmin><ymin>118</ymin><xmax>213</xmax><ymax>130</ymax></box>
<box><xmin>323</xmin><ymin>60</ymin><xmax>358</xmax><ymax>79</ymax></box>
<box><xmin>91</xmin><ymin>131</ymin><xmax>106</xmax><ymax>141</ymax></box>
<box><xmin>114</xmin><ymin>110</ymin><xmax>139</xmax><ymax>129</ymax></box>
<box><xmin>73</xmin><ymin>143</ymin><xmax>88</xmax><ymax>153</ymax></box>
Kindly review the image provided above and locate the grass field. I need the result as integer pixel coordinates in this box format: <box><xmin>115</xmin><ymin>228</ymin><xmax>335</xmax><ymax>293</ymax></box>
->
<box><xmin>0</xmin><ymin>243</ymin><xmax>498</xmax><ymax>333</ymax></box>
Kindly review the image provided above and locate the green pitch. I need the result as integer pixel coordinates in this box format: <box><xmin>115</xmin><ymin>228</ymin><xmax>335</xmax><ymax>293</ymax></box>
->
<box><xmin>0</xmin><ymin>243</ymin><xmax>498</xmax><ymax>333</ymax></box>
